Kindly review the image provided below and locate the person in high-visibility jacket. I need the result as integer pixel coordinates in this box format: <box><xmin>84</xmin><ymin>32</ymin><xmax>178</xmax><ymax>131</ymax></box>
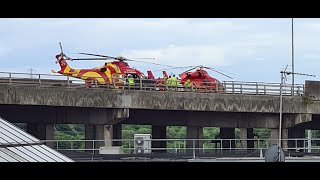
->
<box><xmin>171</xmin><ymin>75</ymin><xmax>178</xmax><ymax>86</ymax></box>
<box><xmin>128</xmin><ymin>75</ymin><xmax>135</xmax><ymax>89</ymax></box>
<box><xmin>184</xmin><ymin>79</ymin><xmax>192</xmax><ymax>87</ymax></box>
<box><xmin>166</xmin><ymin>76</ymin><xmax>172</xmax><ymax>85</ymax></box>
<box><xmin>184</xmin><ymin>79</ymin><xmax>192</xmax><ymax>91</ymax></box>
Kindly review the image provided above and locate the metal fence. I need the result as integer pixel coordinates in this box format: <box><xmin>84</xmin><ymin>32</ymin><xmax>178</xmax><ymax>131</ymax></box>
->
<box><xmin>0</xmin><ymin>72</ymin><xmax>305</xmax><ymax>96</ymax></box>
<box><xmin>42</xmin><ymin>138</ymin><xmax>320</xmax><ymax>156</ymax></box>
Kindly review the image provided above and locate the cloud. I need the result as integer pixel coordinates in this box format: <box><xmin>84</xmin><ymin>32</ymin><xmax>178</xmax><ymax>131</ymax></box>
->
<box><xmin>122</xmin><ymin>44</ymin><xmax>228</xmax><ymax>67</ymax></box>
<box><xmin>0</xmin><ymin>44</ymin><xmax>12</xmax><ymax>58</ymax></box>
<box><xmin>121</xmin><ymin>31</ymin><xmax>286</xmax><ymax>68</ymax></box>
<box><xmin>0</xmin><ymin>18</ymin><xmax>311</xmax><ymax>83</ymax></box>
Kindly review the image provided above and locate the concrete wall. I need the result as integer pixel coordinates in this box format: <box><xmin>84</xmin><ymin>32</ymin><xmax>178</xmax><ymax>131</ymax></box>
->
<box><xmin>0</xmin><ymin>84</ymin><xmax>313</xmax><ymax>114</ymax></box>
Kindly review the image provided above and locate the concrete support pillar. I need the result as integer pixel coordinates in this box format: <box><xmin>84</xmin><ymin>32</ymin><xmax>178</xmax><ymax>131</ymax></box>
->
<box><xmin>27</xmin><ymin>123</ymin><xmax>54</xmax><ymax>148</ymax></box>
<box><xmin>85</xmin><ymin>124</ymin><xmax>122</xmax><ymax>150</ymax></box>
<box><xmin>288</xmin><ymin>126</ymin><xmax>305</xmax><ymax>152</ymax></box>
<box><xmin>220</xmin><ymin>128</ymin><xmax>235</xmax><ymax>149</ymax></box>
<box><xmin>112</xmin><ymin>124</ymin><xmax>122</xmax><ymax>146</ymax></box>
<box><xmin>239</xmin><ymin>128</ymin><xmax>254</xmax><ymax>149</ymax></box>
<box><xmin>270</xmin><ymin>128</ymin><xmax>288</xmax><ymax>150</ymax></box>
<box><xmin>85</xmin><ymin>124</ymin><xmax>105</xmax><ymax>150</ymax></box>
<box><xmin>95</xmin><ymin>124</ymin><xmax>105</xmax><ymax>148</ymax></box>
<box><xmin>282</xmin><ymin>129</ymin><xmax>288</xmax><ymax>150</ymax></box>
<box><xmin>152</xmin><ymin>125</ymin><xmax>167</xmax><ymax>153</ymax></box>
<box><xmin>85</xmin><ymin>124</ymin><xmax>95</xmax><ymax>150</ymax></box>
<box><xmin>270</xmin><ymin>129</ymin><xmax>279</xmax><ymax>145</ymax></box>
<box><xmin>247</xmin><ymin>128</ymin><xmax>254</xmax><ymax>149</ymax></box>
<box><xmin>186</xmin><ymin>126</ymin><xmax>203</xmax><ymax>153</ymax></box>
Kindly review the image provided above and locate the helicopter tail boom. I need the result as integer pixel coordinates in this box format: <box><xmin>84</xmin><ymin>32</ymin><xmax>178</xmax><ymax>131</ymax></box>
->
<box><xmin>162</xmin><ymin>71</ymin><xmax>168</xmax><ymax>79</ymax></box>
<box><xmin>55</xmin><ymin>53</ymin><xmax>73</xmax><ymax>75</ymax></box>
<box><xmin>147</xmin><ymin>70</ymin><xmax>155</xmax><ymax>79</ymax></box>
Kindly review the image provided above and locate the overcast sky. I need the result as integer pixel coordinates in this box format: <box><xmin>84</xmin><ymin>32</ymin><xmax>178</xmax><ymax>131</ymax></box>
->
<box><xmin>0</xmin><ymin>18</ymin><xmax>319</xmax><ymax>84</ymax></box>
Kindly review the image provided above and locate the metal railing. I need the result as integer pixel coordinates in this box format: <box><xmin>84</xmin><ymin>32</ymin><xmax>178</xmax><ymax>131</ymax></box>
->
<box><xmin>42</xmin><ymin>138</ymin><xmax>320</xmax><ymax>157</ymax></box>
<box><xmin>0</xmin><ymin>71</ymin><xmax>305</xmax><ymax>96</ymax></box>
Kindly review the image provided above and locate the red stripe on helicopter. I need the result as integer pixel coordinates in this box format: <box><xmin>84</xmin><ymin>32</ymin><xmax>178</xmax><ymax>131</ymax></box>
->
<box><xmin>76</xmin><ymin>69</ymin><xmax>93</xmax><ymax>77</ymax></box>
<box><xmin>98</xmin><ymin>71</ymin><xmax>110</xmax><ymax>83</ymax></box>
<box><xmin>69</xmin><ymin>69</ymin><xmax>74</xmax><ymax>74</ymax></box>
<box><xmin>75</xmin><ymin>69</ymin><xmax>110</xmax><ymax>83</ymax></box>
<box><xmin>107</xmin><ymin>66</ymin><xmax>116</xmax><ymax>74</ymax></box>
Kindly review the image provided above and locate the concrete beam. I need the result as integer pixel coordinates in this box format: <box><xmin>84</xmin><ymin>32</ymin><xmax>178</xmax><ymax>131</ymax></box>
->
<box><xmin>124</xmin><ymin>110</ymin><xmax>312</xmax><ymax>129</ymax></box>
<box><xmin>283</xmin><ymin>114</ymin><xmax>312</xmax><ymax>129</ymax></box>
<box><xmin>0</xmin><ymin>105</ymin><xmax>129</xmax><ymax>125</ymax></box>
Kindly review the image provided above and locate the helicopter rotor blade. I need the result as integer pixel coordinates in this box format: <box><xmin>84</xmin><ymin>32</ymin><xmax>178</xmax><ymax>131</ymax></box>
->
<box><xmin>154</xmin><ymin>66</ymin><xmax>194</xmax><ymax>72</ymax></box>
<box><xmin>67</xmin><ymin>58</ymin><xmax>110</xmax><ymax>61</ymax></box>
<box><xmin>79</xmin><ymin>52</ymin><xmax>176</xmax><ymax>67</ymax></box>
<box><xmin>180</xmin><ymin>67</ymin><xmax>198</xmax><ymax>74</ymax></box>
<box><xmin>204</xmin><ymin>67</ymin><xmax>234</xmax><ymax>79</ymax></box>
<box><xmin>79</xmin><ymin>53</ymin><xmax>115</xmax><ymax>59</ymax></box>
<box><xmin>131</xmin><ymin>58</ymin><xmax>156</xmax><ymax>60</ymax></box>
<box><xmin>59</xmin><ymin>42</ymin><xmax>64</xmax><ymax>54</ymax></box>
<box><xmin>122</xmin><ymin>58</ymin><xmax>177</xmax><ymax>68</ymax></box>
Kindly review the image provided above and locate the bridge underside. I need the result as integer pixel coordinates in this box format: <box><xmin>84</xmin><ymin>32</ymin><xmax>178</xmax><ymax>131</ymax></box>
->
<box><xmin>0</xmin><ymin>104</ymin><xmax>316</xmax><ymax>151</ymax></box>
<box><xmin>0</xmin><ymin>104</ymin><xmax>315</xmax><ymax>129</ymax></box>
<box><xmin>0</xmin><ymin>105</ymin><xmax>313</xmax><ymax>129</ymax></box>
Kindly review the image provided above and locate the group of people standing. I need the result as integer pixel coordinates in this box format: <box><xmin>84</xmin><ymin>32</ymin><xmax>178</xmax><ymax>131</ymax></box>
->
<box><xmin>166</xmin><ymin>75</ymin><xmax>179</xmax><ymax>87</ymax></box>
<box><xmin>125</xmin><ymin>73</ymin><xmax>193</xmax><ymax>91</ymax></box>
<box><xmin>166</xmin><ymin>75</ymin><xmax>192</xmax><ymax>90</ymax></box>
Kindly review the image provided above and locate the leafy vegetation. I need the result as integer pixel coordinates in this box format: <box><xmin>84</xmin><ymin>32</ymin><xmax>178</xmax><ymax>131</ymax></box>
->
<box><xmin>54</xmin><ymin>124</ymin><xmax>85</xmax><ymax>149</ymax></box>
<box><xmin>52</xmin><ymin>124</ymin><xmax>276</xmax><ymax>151</ymax></box>
<box><xmin>14</xmin><ymin>122</ymin><xmax>320</xmax><ymax>153</ymax></box>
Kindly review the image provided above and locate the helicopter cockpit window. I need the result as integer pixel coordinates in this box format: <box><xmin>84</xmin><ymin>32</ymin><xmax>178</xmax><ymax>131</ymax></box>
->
<box><xmin>99</xmin><ymin>67</ymin><xmax>107</xmax><ymax>72</ymax></box>
<box><xmin>198</xmin><ymin>72</ymin><xmax>202</xmax><ymax>77</ymax></box>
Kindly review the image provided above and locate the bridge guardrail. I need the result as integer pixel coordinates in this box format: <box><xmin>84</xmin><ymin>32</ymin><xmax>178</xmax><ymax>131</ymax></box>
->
<box><xmin>42</xmin><ymin>138</ymin><xmax>319</xmax><ymax>158</ymax></box>
<box><xmin>0</xmin><ymin>71</ymin><xmax>305</xmax><ymax>96</ymax></box>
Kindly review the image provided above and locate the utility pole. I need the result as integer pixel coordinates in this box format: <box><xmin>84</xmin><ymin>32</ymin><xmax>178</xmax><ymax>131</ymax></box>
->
<box><xmin>278</xmin><ymin>69</ymin><xmax>315</xmax><ymax>161</ymax></box>
<box><xmin>27</xmin><ymin>68</ymin><xmax>36</xmax><ymax>79</ymax></box>
<box><xmin>291</xmin><ymin>18</ymin><xmax>295</xmax><ymax>96</ymax></box>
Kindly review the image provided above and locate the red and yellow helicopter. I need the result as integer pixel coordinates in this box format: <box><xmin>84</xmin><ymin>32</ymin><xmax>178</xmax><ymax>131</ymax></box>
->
<box><xmin>150</xmin><ymin>65</ymin><xmax>233</xmax><ymax>92</ymax></box>
<box><xmin>52</xmin><ymin>43</ymin><xmax>233</xmax><ymax>92</ymax></box>
<box><xmin>52</xmin><ymin>43</ymin><xmax>170</xmax><ymax>87</ymax></box>
<box><xmin>178</xmin><ymin>65</ymin><xmax>233</xmax><ymax>91</ymax></box>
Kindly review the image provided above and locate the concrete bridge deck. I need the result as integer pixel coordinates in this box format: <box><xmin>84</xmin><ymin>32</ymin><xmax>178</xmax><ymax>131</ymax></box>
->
<box><xmin>0</xmin><ymin>76</ymin><xmax>320</xmax><ymax>153</ymax></box>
